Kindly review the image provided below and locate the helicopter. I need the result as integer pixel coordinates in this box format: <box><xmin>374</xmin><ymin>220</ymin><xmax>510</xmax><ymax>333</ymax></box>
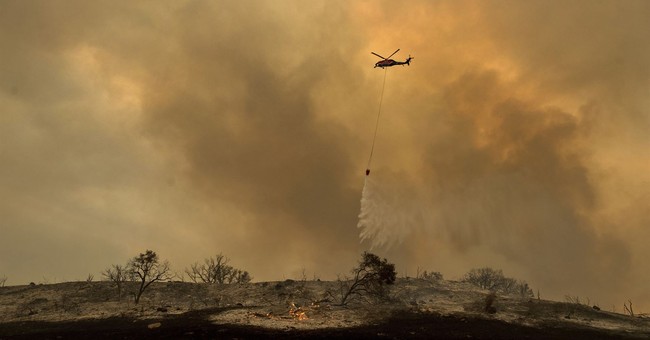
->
<box><xmin>371</xmin><ymin>49</ymin><xmax>413</xmax><ymax>68</ymax></box>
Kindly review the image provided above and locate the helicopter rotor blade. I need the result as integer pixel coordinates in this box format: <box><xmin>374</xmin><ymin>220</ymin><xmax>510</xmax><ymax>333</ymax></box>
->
<box><xmin>371</xmin><ymin>52</ymin><xmax>386</xmax><ymax>59</ymax></box>
<box><xmin>387</xmin><ymin>48</ymin><xmax>400</xmax><ymax>59</ymax></box>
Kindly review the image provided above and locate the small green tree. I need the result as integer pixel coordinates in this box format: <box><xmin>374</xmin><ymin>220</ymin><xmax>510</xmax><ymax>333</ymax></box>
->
<box><xmin>128</xmin><ymin>250</ymin><xmax>172</xmax><ymax>304</ymax></box>
<box><xmin>339</xmin><ymin>252</ymin><xmax>396</xmax><ymax>305</ymax></box>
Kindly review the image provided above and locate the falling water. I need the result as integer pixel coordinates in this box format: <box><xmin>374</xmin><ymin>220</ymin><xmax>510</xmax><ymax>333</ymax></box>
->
<box><xmin>357</xmin><ymin>171</ymin><xmax>427</xmax><ymax>249</ymax></box>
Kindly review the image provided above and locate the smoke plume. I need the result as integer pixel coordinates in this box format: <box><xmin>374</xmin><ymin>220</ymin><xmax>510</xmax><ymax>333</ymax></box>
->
<box><xmin>1</xmin><ymin>0</ymin><xmax>647</xmax><ymax>311</ymax></box>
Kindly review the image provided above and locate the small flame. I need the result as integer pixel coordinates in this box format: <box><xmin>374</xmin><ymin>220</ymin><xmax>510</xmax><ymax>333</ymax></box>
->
<box><xmin>289</xmin><ymin>302</ymin><xmax>308</xmax><ymax>320</ymax></box>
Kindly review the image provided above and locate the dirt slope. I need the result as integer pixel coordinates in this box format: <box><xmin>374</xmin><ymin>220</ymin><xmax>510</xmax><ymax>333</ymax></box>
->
<box><xmin>1</xmin><ymin>279</ymin><xmax>648</xmax><ymax>339</ymax></box>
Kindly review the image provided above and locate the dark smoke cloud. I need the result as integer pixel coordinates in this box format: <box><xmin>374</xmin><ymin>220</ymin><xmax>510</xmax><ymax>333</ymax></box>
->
<box><xmin>360</xmin><ymin>70</ymin><xmax>631</xmax><ymax>299</ymax></box>
<box><xmin>357</xmin><ymin>0</ymin><xmax>648</xmax><ymax>309</ymax></box>
<box><xmin>134</xmin><ymin>1</ymin><xmax>368</xmax><ymax>277</ymax></box>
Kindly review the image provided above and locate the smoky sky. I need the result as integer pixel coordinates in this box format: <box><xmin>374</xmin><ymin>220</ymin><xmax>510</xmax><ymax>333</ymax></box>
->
<box><xmin>1</xmin><ymin>1</ymin><xmax>648</xmax><ymax>310</ymax></box>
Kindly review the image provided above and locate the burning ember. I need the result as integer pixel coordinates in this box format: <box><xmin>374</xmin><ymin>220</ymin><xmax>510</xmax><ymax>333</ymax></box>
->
<box><xmin>289</xmin><ymin>302</ymin><xmax>308</xmax><ymax>320</ymax></box>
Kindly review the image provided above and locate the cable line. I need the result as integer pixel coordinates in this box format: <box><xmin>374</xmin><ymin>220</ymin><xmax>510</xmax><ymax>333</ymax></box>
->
<box><xmin>366</xmin><ymin>68</ymin><xmax>388</xmax><ymax>176</ymax></box>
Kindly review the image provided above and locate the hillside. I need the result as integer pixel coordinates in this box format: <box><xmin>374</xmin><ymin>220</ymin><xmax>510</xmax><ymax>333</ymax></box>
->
<box><xmin>1</xmin><ymin>279</ymin><xmax>648</xmax><ymax>339</ymax></box>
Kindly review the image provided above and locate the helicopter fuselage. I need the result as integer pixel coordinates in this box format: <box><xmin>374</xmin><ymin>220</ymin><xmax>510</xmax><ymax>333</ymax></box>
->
<box><xmin>374</xmin><ymin>58</ymin><xmax>412</xmax><ymax>68</ymax></box>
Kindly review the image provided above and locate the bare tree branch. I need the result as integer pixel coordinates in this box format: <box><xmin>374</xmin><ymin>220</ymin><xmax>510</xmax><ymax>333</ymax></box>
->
<box><xmin>339</xmin><ymin>252</ymin><xmax>396</xmax><ymax>305</ymax></box>
<box><xmin>127</xmin><ymin>250</ymin><xmax>172</xmax><ymax>304</ymax></box>
<box><xmin>102</xmin><ymin>264</ymin><xmax>129</xmax><ymax>300</ymax></box>
<box><xmin>185</xmin><ymin>254</ymin><xmax>251</xmax><ymax>284</ymax></box>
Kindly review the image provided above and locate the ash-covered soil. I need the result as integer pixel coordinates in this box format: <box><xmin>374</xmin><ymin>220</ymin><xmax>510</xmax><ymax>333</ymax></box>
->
<box><xmin>1</xmin><ymin>279</ymin><xmax>648</xmax><ymax>339</ymax></box>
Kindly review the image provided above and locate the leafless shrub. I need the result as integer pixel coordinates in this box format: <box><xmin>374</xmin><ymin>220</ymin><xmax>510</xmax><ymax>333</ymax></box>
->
<box><xmin>518</xmin><ymin>282</ymin><xmax>534</xmax><ymax>298</ymax></box>
<box><xmin>484</xmin><ymin>292</ymin><xmax>497</xmax><ymax>314</ymax></box>
<box><xmin>463</xmin><ymin>267</ymin><xmax>533</xmax><ymax>297</ymax></box>
<box><xmin>465</xmin><ymin>268</ymin><xmax>503</xmax><ymax>291</ymax></box>
<box><xmin>185</xmin><ymin>253</ymin><xmax>251</xmax><ymax>284</ymax></box>
<box><xmin>419</xmin><ymin>270</ymin><xmax>443</xmax><ymax>281</ymax></box>
<box><xmin>563</xmin><ymin>295</ymin><xmax>602</xmax><ymax>315</ymax></box>
<box><xmin>500</xmin><ymin>277</ymin><xmax>518</xmax><ymax>293</ymax></box>
<box><xmin>299</xmin><ymin>268</ymin><xmax>308</xmax><ymax>282</ymax></box>
<box><xmin>232</xmin><ymin>269</ymin><xmax>252</xmax><ymax>284</ymax></box>
<box><xmin>338</xmin><ymin>252</ymin><xmax>396</xmax><ymax>306</ymax></box>
<box><xmin>517</xmin><ymin>281</ymin><xmax>534</xmax><ymax>299</ymax></box>
<box><xmin>564</xmin><ymin>295</ymin><xmax>584</xmax><ymax>305</ymax></box>
<box><xmin>85</xmin><ymin>274</ymin><xmax>94</xmax><ymax>282</ymax></box>
<box><xmin>0</xmin><ymin>275</ymin><xmax>7</xmax><ymax>287</ymax></box>
<box><xmin>173</xmin><ymin>270</ymin><xmax>186</xmax><ymax>282</ymax></box>
<box><xmin>102</xmin><ymin>264</ymin><xmax>129</xmax><ymax>299</ymax></box>
<box><xmin>20</xmin><ymin>298</ymin><xmax>48</xmax><ymax>317</ymax></box>
<box><xmin>624</xmin><ymin>299</ymin><xmax>634</xmax><ymax>317</ymax></box>
<box><xmin>127</xmin><ymin>250</ymin><xmax>173</xmax><ymax>304</ymax></box>
<box><xmin>287</xmin><ymin>269</ymin><xmax>318</xmax><ymax>304</ymax></box>
<box><xmin>55</xmin><ymin>294</ymin><xmax>81</xmax><ymax>314</ymax></box>
<box><xmin>464</xmin><ymin>267</ymin><xmax>504</xmax><ymax>291</ymax></box>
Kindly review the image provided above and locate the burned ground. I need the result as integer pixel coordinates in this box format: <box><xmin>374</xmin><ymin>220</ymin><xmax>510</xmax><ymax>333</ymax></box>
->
<box><xmin>1</xmin><ymin>279</ymin><xmax>648</xmax><ymax>339</ymax></box>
